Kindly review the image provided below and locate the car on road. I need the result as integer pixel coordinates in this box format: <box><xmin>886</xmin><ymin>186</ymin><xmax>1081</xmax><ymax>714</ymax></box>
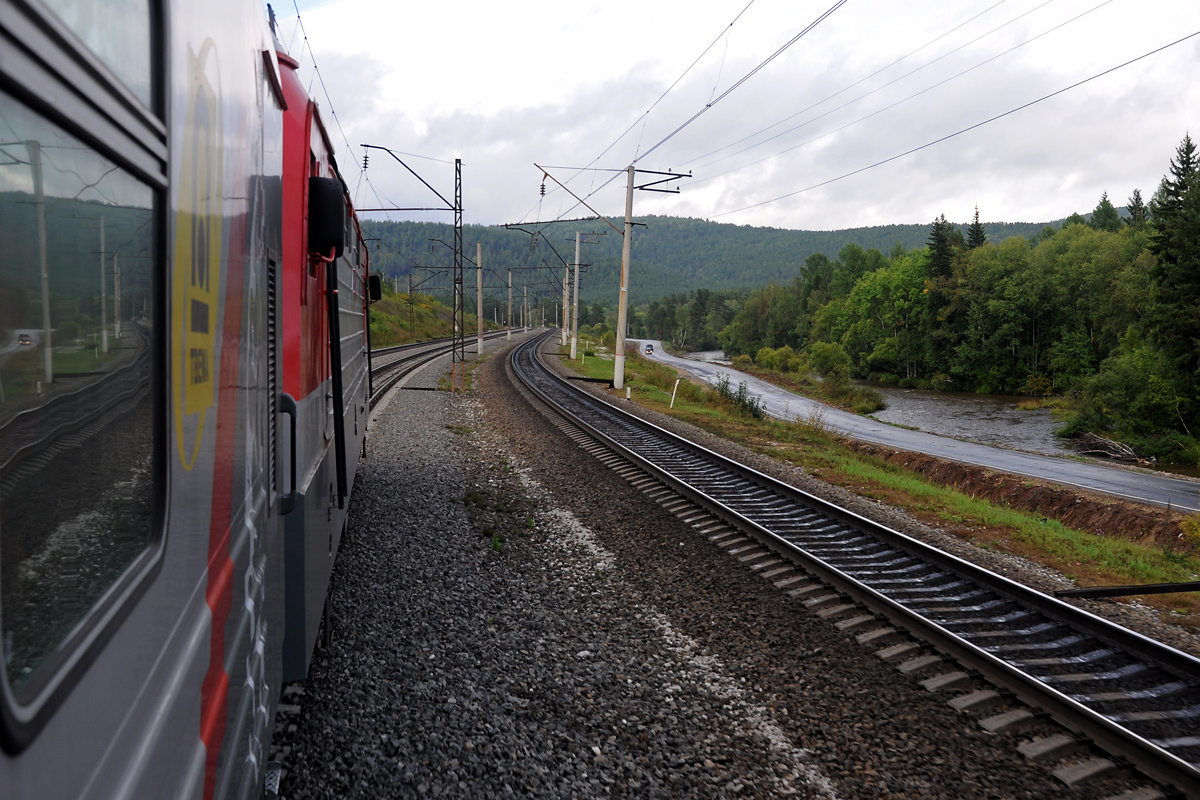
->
<box><xmin>644</xmin><ymin>344</ymin><xmax>653</xmax><ymax>355</ymax></box>
<box><xmin>17</xmin><ymin>333</ymin><xmax>31</xmax><ymax>345</ymax></box>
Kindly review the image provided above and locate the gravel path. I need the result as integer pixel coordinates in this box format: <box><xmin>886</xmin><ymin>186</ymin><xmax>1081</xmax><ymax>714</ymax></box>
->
<box><xmin>272</xmin><ymin>338</ymin><xmax>1140</xmax><ymax>798</ymax></box>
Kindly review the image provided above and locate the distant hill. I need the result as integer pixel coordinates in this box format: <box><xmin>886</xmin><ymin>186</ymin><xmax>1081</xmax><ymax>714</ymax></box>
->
<box><xmin>360</xmin><ymin>214</ymin><xmax>1065</xmax><ymax>306</ymax></box>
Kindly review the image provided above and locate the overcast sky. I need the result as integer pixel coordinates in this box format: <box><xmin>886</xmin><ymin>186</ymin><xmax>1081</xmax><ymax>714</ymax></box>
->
<box><xmin>278</xmin><ymin>0</ymin><xmax>1200</xmax><ymax>231</ymax></box>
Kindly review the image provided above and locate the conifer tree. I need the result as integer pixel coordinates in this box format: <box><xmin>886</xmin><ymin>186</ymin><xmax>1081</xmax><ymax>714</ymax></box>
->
<box><xmin>1090</xmin><ymin>191</ymin><xmax>1122</xmax><ymax>232</ymax></box>
<box><xmin>1146</xmin><ymin>133</ymin><xmax>1200</xmax><ymax>430</ymax></box>
<box><xmin>1125</xmin><ymin>188</ymin><xmax>1147</xmax><ymax>229</ymax></box>
<box><xmin>927</xmin><ymin>214</ymin><xmax>954</xmax><ymax>278</ymax></box>
<box><xmin>966</xmin><ymin>204</ymin><xmax>987</xmax><ymax>249</ymax></box>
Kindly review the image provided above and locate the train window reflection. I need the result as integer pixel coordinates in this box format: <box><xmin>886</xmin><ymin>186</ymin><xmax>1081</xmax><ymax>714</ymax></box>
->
<box><xmin>0</xmin><ymin>90</ymin><xmax>156</xmax><ymax>697</ymax></box>
<box><xmin>38</xmin><ymin>0</ymin><xmax>153</xmax><ymax>107</ymax></box>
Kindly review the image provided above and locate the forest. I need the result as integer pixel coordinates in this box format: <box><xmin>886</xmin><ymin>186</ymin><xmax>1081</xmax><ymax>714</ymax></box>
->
<box><xmin>626</xmin><ymin>136</ymin><xmax>1200</xmax><ymax>464</ymax></box>
<box><xmin>358</xmin><ymin>215</ymin><xmax>1059</xmax><ymax>307</ymax></box>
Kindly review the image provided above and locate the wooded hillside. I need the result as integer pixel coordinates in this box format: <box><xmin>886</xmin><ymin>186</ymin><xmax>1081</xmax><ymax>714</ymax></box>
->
<box><xmin>359</xmin><ymin>215</ymin><xmax>1060</xmax><ymax>306</ymax></box>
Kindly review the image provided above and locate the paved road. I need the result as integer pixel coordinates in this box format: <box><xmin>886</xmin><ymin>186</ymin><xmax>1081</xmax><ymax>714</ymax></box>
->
<box><xmin>0</xmin><ymin>329</ymin><xmax>39</xmax><ymax>359</ymax></box>
<box><xmin>632</xmin><ymin>339</ymin><xmax>1199</xmax><ymax>512</ymax></box>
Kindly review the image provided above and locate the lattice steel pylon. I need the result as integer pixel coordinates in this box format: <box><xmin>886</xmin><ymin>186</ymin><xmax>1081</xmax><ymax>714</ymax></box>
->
<box><xmin>357</xmin><ymin>143</ymin><xmax>466</xmax><ymax>391</ymax></box>
<box><xmin>452</xmin><ymin>158</ymin><xmax>465</xmax><ymax>392</ymax></box>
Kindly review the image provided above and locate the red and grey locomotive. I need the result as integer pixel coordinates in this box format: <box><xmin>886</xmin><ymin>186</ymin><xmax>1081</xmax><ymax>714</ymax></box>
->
<box><xmin>0</xmin><ymin>1</ymin><xmax>375</xmax><ymax>797</ymax></box>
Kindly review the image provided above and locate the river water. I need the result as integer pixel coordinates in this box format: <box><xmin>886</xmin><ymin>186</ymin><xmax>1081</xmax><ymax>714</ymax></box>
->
<box><xmin>866</xmin><ymin>386</ymin><xmax>1072</xmax><ymax>456</ymax></box>
<box><xmin>681</xmin><ymin>351</ymin><xmax>1069</xmax><ymax>455</ymax></box>
<box><xmin>679</xmin><ymin>350</ymin><xmax>1200</xmax><ymax>475</ymax></box>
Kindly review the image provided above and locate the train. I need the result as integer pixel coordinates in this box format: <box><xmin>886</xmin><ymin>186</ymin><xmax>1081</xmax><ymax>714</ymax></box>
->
<box><xmin>0</xmin><ymin>1</ymin><xmax>381</xmax><ymax>797</ymax></box>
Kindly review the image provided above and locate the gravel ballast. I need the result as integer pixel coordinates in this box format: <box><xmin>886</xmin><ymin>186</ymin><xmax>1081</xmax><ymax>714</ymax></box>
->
<box><xmin>273</xmin><ymin>338</ymin><xmax>1148</xmax><ymax>798</ymax></box>
<box><xmin>542</xmin><ymin>347</ymin><xmax>1200</xmax><ymax>660</ymax></box>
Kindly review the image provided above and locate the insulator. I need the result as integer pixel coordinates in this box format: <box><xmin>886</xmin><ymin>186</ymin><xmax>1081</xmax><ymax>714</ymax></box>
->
<box><xmin>362</xmin><ymin>152</ymin><xmax>369</xmax><ymax>170</ymax></box>
<box><xmin>540</xmin><ymin>183</ymin><xmax>546</xmax><ymax>197</ymax></box>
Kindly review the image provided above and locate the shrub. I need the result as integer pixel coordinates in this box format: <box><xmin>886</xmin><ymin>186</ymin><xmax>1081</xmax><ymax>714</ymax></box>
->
<box><xmin>755</xmin><ymin>347</ymin><xmax>777</xmax><ymax>370</ymax></box>
<box><xmin>714</xmin><ymin>373</ymin><xmax>765</xmax><ymax>419</ymax></box>
<box><xmin>930</xmin><ymin>373</ymin><xmax>955</xmax><ymax>391</ymax></box>
<box><xmin>677</xmin><ymin>380</ymin><xmax>706</xmax><ymax>404</ymax></box>
<box><xmin>810</xmin><ymin>341</ymin><xmax>850</xmax><ymax>377</ymax></box>
<box><xmin>1181</xmin><ymin>515</ymin><xmax>1200</xmax><ymax>552</ymax></box>
<box><xmin>853</xmin><ymin>399</ymin><xmax>879</xmax><ymax>415</ymax></box>
<box><xmin>810</xmin><ymin>341</ymin><xmax>851</xmax><ymax>394</ymax></box>
<box><xmin>732</xmin><ymin>354</ymin><xmax>754</xmax><ymax>369</ymax></box>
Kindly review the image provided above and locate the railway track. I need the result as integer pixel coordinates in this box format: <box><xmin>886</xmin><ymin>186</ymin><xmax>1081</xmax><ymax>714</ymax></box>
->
<box><xmin>510</xmin><ymin>331</ymin><xmax>1200</xmax><ymax>797</ymax></box>
<box><xmin>0</xmin><ymin>323</ymin><xmax>152</xmax><ymax>485</ymax></box>
<box><xmin>369</xmin><ymin>330</ymin><xmax>511</xmax><ymax>404</ymax></box>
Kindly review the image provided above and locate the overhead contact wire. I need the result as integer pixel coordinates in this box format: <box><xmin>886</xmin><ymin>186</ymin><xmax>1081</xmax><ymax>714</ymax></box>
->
<box><xmin>636</xmin><ymin>0</ymin><xmax>850</xmax><ymax>163</ymax></box>
<box><xmin>580</xmin><ymin>0</ymin><xmax>759</xmax><ymax>181</ymax></box>
<box><xmin>678</xmin><ymin>0</ymin><xmax>1012</xmax><ymax>166</ymax></box>
<box><xmin>694</xmin><ymin>0</ymin><xmax>1115</xmax><ymax>183</ymax></box>
<box><xmin>712</xmin><ymin>29</ymin><xmax>1200</xmax><ymax>218</ymax></box>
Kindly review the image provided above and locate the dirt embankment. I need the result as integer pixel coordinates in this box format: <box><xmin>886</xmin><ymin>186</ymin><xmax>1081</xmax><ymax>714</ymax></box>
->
<box><xmin>845</xmin><ymin>441</ymin><xmax>1190</xmax><ymax>550</ymax></box>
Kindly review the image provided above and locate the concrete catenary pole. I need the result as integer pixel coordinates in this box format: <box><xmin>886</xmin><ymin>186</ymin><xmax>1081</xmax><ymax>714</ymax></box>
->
<box><xmin>506</xmin><ymin>269</ymin><xmax>512</xmax><ymax>340</ymax></box>
<box><xmin>99</xmin><ymin>216</ymin><xmax>108</xmax><ymax>354</ymax></box>
<box><xmin>613</xmin><ymin>165</ymin><xmax>635</xmax><ymax>389</ymax></box>
<box><xmin>114</xmin><ymin>252</ymin><xmax>121</xmax><ymax>340</ymax></box>
<box><xmin>523</xmin><ymin>284</ymin><xmax>528</xmax><ymax>332</ymax></box>
<box><xmin>571</xmin><ymin>231</ymin><xmax>581</xmax><ymax>360</ymax></box>
<box><xmin>561</xmin><ymin>265</ymin><xmax>569</xmax><ymax>345</ymax></box>
<box><xmin>27</xmin><ymin>141</ymin><xmax>52</xmax><ymax>385</ymax></box>
<box><xmin>476</xmin><ymin>242</ymin><xmax>484</xmax><ymax>355</ymax></box>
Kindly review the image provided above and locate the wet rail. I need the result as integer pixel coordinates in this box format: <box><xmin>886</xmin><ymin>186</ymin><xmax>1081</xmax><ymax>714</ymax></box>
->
<box><xmin>370</xmin><ymin>330</ymin><xmax>510</xmax><ymax>405</ymax></box>
<box><xmin>511</xmin><ymin>331</ymin><xmax>1200</xmax><ymax>796</ymax></box>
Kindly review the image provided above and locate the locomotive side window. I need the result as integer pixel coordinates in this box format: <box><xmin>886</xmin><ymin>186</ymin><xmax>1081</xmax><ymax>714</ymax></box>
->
<box><xmin>37</xmin><ymin>0</ymin><xmax>153</xmax><ymax>107</ymax></box>
<box><xmin>0</xmin><ymin>90</ymin><xmax>157</xmax><ymax>698</ymax></box>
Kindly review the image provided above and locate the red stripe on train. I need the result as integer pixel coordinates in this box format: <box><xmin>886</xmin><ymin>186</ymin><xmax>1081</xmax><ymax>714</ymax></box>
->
<box><xmin>200</xmin><ymin>238</ymin><xmax>245</xmax><ymax>799</ymax></box>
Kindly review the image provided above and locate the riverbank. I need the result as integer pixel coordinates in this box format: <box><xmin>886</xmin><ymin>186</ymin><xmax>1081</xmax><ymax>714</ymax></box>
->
<box><xmin>563</xmin><ymin>341</ymin><xmax>1200</xmax><ymax>629</ymax></box>
<box><xmin>680</xmin><ymin>348</ymin><xmax>1200</xmax><ymax>478</ymax></box>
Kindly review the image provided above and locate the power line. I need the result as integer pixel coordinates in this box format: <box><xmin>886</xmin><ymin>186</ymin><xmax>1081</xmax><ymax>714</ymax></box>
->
<box><xmin>612</xmin><ymin>0</ymin><xmax>758</xmax><ymax>167</ymax></box>
<box><xmin>527</xmin><ymin>0</ymin><xmax>777</xmax><ymax>229</ymax></box>
<box><xmin>384</xmin><ymin>150</ymin><xmax>455</xmax><ymax>165</ymax></box>
<box><xmin>676</xmin><ymin>0</ymin><xmax>1014</xmax><ymax>167</ymax></box>
<box><xmin>693</xmin><ymin>0</ymin><xmax>1114</xmax><ymax>184</ymax></box>
<box><xmin>285</xmin><ymin>6</ymin><xmax>453</xmax><ymax>216</ymax></box>
<box><xmin>539</xmin><ymin>0</ymin><xmax>760</xmax><ymax>219</ymax></box>
<box><xmin>712</xmin><ymin>29</ymin><xmax>1200</xmax><ymax>219</ymax></box>
<box><xmin>289</xmin><ymin>2</ymin><xmax>367</xmax><ymax>196</ymax></box>
<box><xmin>636</xmin><ymin>0</ymin><xmax>849</xmax><ymax>163</ymax></box>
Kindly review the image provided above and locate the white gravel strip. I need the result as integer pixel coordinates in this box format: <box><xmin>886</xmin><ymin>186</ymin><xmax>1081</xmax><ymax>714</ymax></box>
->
<box><xmin>524</xmin><ymin>495</ymin><xmax>839</xmax><ymax>800</ymax></box>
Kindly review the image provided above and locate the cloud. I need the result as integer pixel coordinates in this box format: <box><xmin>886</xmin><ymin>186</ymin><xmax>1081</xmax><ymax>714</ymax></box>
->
<box><xmin>278</xmin><ymin>0</ymin><xmax>1200</xmax><ymax>230</ymax></box>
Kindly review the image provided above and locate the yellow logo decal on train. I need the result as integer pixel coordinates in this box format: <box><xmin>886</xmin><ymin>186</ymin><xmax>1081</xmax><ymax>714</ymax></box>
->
<box><xmin>173</xmin><ymin>40</ymin><xmax>223</xmax><ymax>470</ymax></box>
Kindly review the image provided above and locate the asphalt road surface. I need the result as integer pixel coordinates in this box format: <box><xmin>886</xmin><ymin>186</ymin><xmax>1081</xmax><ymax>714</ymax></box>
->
<box><xmin>632</xmin><ymin>339</ymin><xmax>1199</xmax><ymax>513</ymax></box>
<box><xmin>0</xmin><ymin>329</ymin><xmax>39</xmax><ymax>359</ymax></box>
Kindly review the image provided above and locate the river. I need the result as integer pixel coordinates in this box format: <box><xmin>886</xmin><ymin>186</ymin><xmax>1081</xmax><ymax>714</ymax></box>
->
<box><xmin>679</xmin><ymin>349</ymin><xmax>1199</xmax><ymax>478</ymax></box>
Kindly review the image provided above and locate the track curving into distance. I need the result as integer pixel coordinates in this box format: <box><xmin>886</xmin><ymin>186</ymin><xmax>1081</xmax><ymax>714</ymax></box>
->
<box><xmin>510</xmin><ymin>331</ymin><xmax>1200</xmax><ymax>796</ymax></box>
<box><xmin>370</xmin><ymin>330</ymin><xmax>509</xmax><ymax>405</ymax></box>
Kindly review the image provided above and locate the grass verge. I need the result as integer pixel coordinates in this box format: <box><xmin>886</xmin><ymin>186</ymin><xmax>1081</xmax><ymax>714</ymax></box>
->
<box><xmin>560</xmin><ymin>341</ymin><xmax>1200</xmax><ymax>627</ymax></box>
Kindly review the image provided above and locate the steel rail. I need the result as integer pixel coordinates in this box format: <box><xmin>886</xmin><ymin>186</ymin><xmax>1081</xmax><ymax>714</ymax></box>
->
<box><xmin>510</xmin><ymin>331</ymin><xmax>1200</xmax><ymax>796</ymax></box>
<box><xmin>0</xmin><ymin>324</ymin><xmax>152</xmax><ymax>473</ymax></box>
<box><xmin>371</xmin><ymin>329</ymin><xmax>509</xmax><ymax>360</ymax></box>
<box><xmin>369</xmin><ymin>329</ymin><xmax>511</xmax><ymax>405</ymax></box>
